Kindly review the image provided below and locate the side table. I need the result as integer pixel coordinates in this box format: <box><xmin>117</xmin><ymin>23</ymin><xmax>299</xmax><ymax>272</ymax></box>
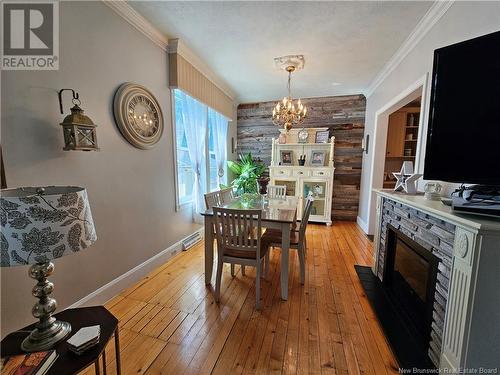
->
<box><xmin>1</xmin><ymin>306</ymin><xmax>121</xmax><ymax>375</ymax></box>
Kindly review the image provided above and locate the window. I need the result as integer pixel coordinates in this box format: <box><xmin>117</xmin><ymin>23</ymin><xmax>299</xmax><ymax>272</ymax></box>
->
<box><xmin>208</xmin><ymin>108</ymin><xmax>228</xmax><ymax>192</ymax></box>
<box><xmin>173</xmin><ymin>89</ymin><xmax>228</xmax><ymax>208</ymax></box>
<box><xmin>208</xmin><ymin>120</ymin><xmax>218</xmax><ymax>192</ymax></box>
<box><xmin>174</xmin><ymin>91</ymin><xmax>196</xmax><ymax>205</ymax></box>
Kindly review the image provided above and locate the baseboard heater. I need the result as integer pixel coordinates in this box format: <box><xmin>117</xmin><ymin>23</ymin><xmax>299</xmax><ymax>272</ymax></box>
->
<box><xmin>182</xmin><ymin>231</ymin><xmax>202</xmax><ymax>251</ymax></box>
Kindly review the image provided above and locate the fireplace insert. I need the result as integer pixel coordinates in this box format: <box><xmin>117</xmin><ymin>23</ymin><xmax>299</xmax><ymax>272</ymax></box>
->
<box><xmin>383</xmin><ymin>225</ymin><xmax>440</xmax><ymax>349</ymax></box>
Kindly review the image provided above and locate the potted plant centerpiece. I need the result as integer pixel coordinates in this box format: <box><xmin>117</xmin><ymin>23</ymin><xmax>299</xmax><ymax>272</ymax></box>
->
<box><xmin>227</xmin><ymin>153</ymin><xmax>267</xmax><ymax>197</ymax></box>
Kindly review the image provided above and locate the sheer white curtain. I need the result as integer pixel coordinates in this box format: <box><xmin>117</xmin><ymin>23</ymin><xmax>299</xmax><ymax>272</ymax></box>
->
<box><xmin>211</xmin><ymin>109</ymin><xmax>229</xmax><ymax>187</ymax></box>
<box><xmin>178</xmin><ymin>91</ymin><xmax>207</xmax><ymax>221</ymax></box>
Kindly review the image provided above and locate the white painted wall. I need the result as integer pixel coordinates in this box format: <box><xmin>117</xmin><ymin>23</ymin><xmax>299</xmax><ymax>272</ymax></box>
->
<box><xmin>358</xmin><ymin>2</ymin><xmax>500</xmax><ymax>234</ymax></box>
<box><xmin>1</xmin><ymin>2</ymin><xmax>202</xmax><ymax>336</ymax></box>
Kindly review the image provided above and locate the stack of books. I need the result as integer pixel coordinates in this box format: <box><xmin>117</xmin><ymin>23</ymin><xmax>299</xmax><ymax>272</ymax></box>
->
<box><xmin>1</xmin><ymin>350</ymin><xmax>57</xmax><ymax>375</ymax></box>
<box><xmin>67</xmin><ymin>325</ymin><xmax>100</xmax><ymax>355</ymax></box>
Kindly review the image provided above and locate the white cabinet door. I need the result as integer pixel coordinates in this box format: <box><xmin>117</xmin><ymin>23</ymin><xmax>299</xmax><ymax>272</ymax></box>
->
<box><xmin>271</xmin><ymin>177</ymin><xmax>299</xmax><ymax>198</ymax></box>
<box><xmin>299</xmin><ymin>177</ymin><xmax>331</xmax><ymax>222</ymax></box>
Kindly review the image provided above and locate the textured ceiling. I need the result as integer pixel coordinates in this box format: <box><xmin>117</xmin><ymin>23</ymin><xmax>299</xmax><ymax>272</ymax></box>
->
<box><xmin>129</xmin><ymin>1</ymin><xmax>433</xmax><ymax>103</ymax></box>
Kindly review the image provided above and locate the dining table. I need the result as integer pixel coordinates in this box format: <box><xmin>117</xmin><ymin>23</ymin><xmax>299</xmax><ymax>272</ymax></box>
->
<box><xmin>201</xmin><ymin>195</ymin><xmax>299</xmax><ymax>300</ymax></box>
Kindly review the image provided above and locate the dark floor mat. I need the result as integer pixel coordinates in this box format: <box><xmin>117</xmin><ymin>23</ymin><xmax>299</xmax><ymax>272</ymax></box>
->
<box><xmin>354</xmin><ymin>265</ymin><xmax>435</xmax><ymax>370</ymax></box>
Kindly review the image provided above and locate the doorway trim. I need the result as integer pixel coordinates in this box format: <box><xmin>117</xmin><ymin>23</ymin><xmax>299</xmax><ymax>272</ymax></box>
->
<box><xmin>365</xmin><ymin>73</ymin><xmax>429</xmax><ymax>234</ymax></box>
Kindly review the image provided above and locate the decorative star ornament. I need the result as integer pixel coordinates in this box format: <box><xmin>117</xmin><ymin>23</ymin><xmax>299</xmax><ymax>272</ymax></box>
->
<box><xmin>393</xmin><ymin>161</ymin><xmax>422</xmax><ymax>194</ymax></box>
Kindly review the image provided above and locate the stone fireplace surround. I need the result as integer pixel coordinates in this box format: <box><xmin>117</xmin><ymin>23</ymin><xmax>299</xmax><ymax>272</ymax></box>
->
<box><xmin>377</xmin><ymin>197</ymin><xmax>455</xmax><ymax>366</ymax></box>
<box><xmin>373</xmin><ymin>190</ymin><xmax>500</xmax><ymax>371</ymax></box>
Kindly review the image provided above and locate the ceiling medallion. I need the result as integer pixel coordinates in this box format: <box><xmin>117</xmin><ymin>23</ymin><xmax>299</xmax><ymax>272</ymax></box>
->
<box><xmin>272</xmin><ymin>55</ymin><xmax>307</xmax><ymax>132</ymax></box>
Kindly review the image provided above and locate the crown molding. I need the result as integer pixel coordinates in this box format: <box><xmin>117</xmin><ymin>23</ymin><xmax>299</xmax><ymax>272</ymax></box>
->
<box><xmin>103</xmin><ymin>1</ymin><xmax>236</xmax><ymax>101</ymax></box>
<box><xmin>168</xmin><ymin>38</ymin><xmax>236</xmax><ymax>100</ymax></box>
<box><xmin>166</xmin><ymin>38</ymin><xmax>179</xmax><ymax>54</ymax></box>
<box><xmin>365</xmin><ymin>1</ymin><xmax>454</xmax><ymax>98</ymax></box>
<box><xmin>103</xmin><ymin>1</ymin><xmax>168</xmax><ymax>50</ymax></box>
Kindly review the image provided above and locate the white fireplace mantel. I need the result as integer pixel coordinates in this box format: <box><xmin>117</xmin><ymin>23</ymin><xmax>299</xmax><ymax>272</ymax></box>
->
<box><xmin>373</xmin><ymin>190</ymin><xmax>500</xmax><ymax>370</ymax></box>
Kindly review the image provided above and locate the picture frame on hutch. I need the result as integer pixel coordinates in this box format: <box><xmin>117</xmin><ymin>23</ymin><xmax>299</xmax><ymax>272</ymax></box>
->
<box><xmin>280</xmin><ymin>150</ymin><xmax>294</xmax><ymax>165</ymax></box>
<box><xmin>297</xmin><ymin>128</ymin><xmax>309</xmax><ymax>144</ymax></box>
<box><xmin>310</xmin><ymin>151</ymin><xmax>326</xmax><ymax>166</ymax></box>
<box><xmin>315</xmin><ymin>130</ymin><xmax>330</xmax><ymax>143</ymax></box>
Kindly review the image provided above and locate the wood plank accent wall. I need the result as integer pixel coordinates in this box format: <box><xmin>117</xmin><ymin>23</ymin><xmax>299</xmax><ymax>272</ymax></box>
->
<box><xmin>237</xmin><ymin>94</ymin><xmax>366</xmax><ymax>221</ymax></box>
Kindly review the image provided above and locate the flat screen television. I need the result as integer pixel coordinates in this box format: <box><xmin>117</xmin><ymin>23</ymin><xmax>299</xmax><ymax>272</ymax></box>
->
<box><xmin>423</xmin><ymin>30</ymin><xmax>500</xmax><ymax>186</ymax></box>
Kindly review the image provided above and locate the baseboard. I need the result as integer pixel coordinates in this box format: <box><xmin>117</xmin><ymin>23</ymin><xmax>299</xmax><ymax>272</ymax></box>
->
<box><xmin>356</xmin><ymin>215</ymin><xmax>369</xmax><ymax>234</ymax></box>
<box><xmin>68</xmin><ymin>227</ymin><xmax>204</xmax><ymax>309</ymax></box>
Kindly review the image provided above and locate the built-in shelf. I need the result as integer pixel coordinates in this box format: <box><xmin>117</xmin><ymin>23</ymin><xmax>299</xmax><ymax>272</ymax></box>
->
<box><xmin>384</xmin><ymin>105</ymin><xmax>420</xmax><ymax>193</ymax></box>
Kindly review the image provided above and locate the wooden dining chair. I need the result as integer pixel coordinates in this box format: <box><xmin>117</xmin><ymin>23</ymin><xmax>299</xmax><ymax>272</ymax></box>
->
<box><xmin>206</xmin><ymin>189</ymin><xmax>248</xmax><ymax>276</ymax></box>
<box><xmin>261</xmin><ymin>196</ymin><xmax>314</xmax><ymax>285</ymax></box>
<box><xmin>219</xmin><ymin>187</ymin><xmax>235</xmax><ymax>205</ymax></box>
<box><xmin>204</xmin><ymin>190</ymin><xmax>222</xmax><ymax>210</ymax></box>
<box><xmin>267</xmin><ymin>185</ymin><xmax>287</xmax><ymax>199</ymax></box>
<box><xmin>212</xmin><ymin>207</ymin><xmax>270</xmax><ymax>309</ymax></box>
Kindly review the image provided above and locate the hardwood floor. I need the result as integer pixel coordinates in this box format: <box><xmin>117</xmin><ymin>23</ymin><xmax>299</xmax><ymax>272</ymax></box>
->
<box><xmin>79</xmin><ymin>222</ymin><xmax>399</xmax><ymax>375</ymax></box>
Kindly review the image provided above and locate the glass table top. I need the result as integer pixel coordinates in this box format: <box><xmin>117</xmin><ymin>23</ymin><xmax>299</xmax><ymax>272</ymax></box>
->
<box><xmin>202</xmin><ymin>195</ymin><xmax>299</xmax><ymax>223</ymax></box>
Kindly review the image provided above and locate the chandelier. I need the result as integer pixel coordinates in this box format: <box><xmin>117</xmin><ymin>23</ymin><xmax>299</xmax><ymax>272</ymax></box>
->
<box><xmin>272</xmin><ymin>64</ymin><xmax>307</xmax><ymax>132</ymax></box>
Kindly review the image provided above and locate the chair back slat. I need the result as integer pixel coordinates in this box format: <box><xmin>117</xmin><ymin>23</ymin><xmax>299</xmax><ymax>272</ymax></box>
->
<box><xmin>213</xmin><ymin>208</ymin><xmax>262</xmax><ymax>258</ymax></box>
<box><xmin>299</xmin><ymin>196</ymin><xmax>315</xmax><ymax>242</ymax></box>
<box><xmin>219</xmin><ymin>187</ymin><xmax>235</xmax><ymax>205</ymax></box>
<box><xmin>237</xmin><ymin>212</ymin><xmax>243</xmax><ymax>246</ymax></box>
<box><xmin>205</xmin><ymin>191</ymin><xmax>222</xmax><ymax>210</ymax></box>
<box><xmin>249</xmin><ymin>215</ymin><xmax>254</xmax><ymax>244</ymax></box>
<box><xmin>244</xmin><ymin>215</ymin><xmax>249</xmax><ymax>247</ymax></box>
<box><xmin>205</xmin><ymin>188</ymin><xmax>235</xmax><ymax>210</ymax></box>
<box><xmin>267</xmin><ymin>185</ymin><xmax>287</xmax><ymax>199</ymax></box>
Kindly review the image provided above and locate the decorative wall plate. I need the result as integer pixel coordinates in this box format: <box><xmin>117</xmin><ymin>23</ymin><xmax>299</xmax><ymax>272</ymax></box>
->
<box><xmin>113</xmin><ymin>83</ymin><xmax>164</xmax><ymax>149</ymax></box>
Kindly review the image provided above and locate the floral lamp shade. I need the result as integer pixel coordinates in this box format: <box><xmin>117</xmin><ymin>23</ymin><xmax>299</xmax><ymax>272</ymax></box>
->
<box><xmin>1</xmin><ymin>186</ymin><xmax>97</xmax><ymax>267</ymax></box>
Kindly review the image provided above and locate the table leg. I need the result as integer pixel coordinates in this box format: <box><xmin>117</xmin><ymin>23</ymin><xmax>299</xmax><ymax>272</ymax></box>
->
<box><xmin>102</xmin><ymin>344</ymin><xmax>107</xmax><ymax>375</ymax></box>
<box><xmin>280</xmin><ymin>223</ymin><xmax>291</xmax><ymax>300</ymax></box>
<box><xmin>205</xmin><ymin>216</ymin><xmax>214</xmax><ymax>285</ymax></box>
<box><xmin>94</xmin><ymin>358</ymin><xmax>100</xmax><ymax>375</ymax></box>
<box><xmin>114</xmin><ymin>328</ymin><xmax>122</xmax><ymax>375</ymax></box>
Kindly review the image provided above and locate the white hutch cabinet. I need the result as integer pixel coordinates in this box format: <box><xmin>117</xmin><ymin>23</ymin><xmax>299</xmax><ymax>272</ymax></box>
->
<box><xmin>269</xmin><ymin>127</ymin><xmax>335</xmax><ymax>225</ymax></box>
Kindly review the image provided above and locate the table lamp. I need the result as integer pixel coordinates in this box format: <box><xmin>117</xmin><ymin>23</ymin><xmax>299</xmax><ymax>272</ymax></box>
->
<box><xmin>1</xmin><ymin>186</ymin><xmax>97</xmax><ymax>352</ymax></box>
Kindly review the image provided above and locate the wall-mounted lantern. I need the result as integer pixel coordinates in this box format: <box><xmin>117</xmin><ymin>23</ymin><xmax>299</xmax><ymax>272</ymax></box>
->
<box><xmin>58</xmin><ymin>89</ymin><xmax>99</xmax><ymax>151</ymax></box>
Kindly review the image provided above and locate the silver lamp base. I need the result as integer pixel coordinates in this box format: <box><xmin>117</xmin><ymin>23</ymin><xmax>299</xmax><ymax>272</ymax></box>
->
<box><xmin>21</xmin><ymin>262</ymin><xmax>72</xmax><ymax>352</ymax></box>
<box><xmin>21</xmin><ymin>320</ymin><xmax>71</xmax><ymax>352</ymax></box>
